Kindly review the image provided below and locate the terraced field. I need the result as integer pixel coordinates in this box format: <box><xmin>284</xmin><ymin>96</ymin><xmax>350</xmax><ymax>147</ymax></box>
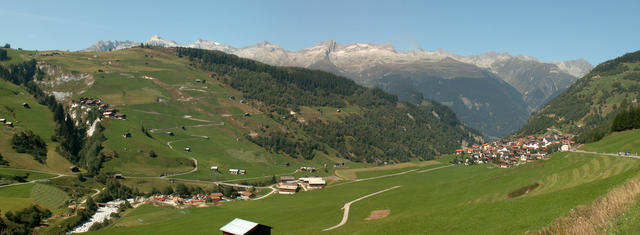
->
<box><xmin>30</xmin><ymin>183</ymin><xmax>70</xmax><ymax>209</ymax></box>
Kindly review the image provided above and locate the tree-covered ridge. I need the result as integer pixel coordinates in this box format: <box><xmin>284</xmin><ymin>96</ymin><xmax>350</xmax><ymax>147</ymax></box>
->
<box><xmin>304</xmin><ymin>101</ymin><xmax>475</xmax><ymax>162</ymax></box>
<box><xmin>177</xmin><ymin>47</ymin><xmax>398</xmax><ymax>108</ymax></box>
<box><xmin>517</xmin><ymin>50</ymin><xmax>640</xmax><ymax>138</ymax></box>
<box><xmin>177</xmin><ymin>47</ymin><xmax>481</xmax><ymax>162</ymax></box>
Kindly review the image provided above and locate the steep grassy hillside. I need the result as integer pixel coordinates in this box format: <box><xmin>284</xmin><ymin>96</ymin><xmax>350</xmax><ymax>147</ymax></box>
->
<box><xmin>0</xmin><ymin>79</ymin><xmax>74</xmax><ymax>173</ymax></box>
<box><xmin>518</xmin><ymin>50</ymin><xmax>640</xmax><ymax>136</ymax></box>
<box><xmin>1</xmin><ymin>46</ymin><xmax>480</xmax><ymax>180</ymax></box>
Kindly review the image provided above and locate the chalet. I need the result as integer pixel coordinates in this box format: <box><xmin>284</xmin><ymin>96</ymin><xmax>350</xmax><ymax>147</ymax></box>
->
<box><xmin>185</xmin><ymin>147</ymin><xmax>191</xmax><ymax>152</ymax></box>
<box><xmin>114</xmin><ymin>174</ymin><xmax>125</xmax><ymax>179</ymax></box>
<box><xmin>69</xmin><ymin>166</ymin><xmax>79</xmax><ymax>172</ymax></box>
<box><xmin>239</xmin><ymin>191</ymin><xmax>255</xmax><ymax>200</ymax></box>
<box><xmin>500</xmin><ymin>162</ymin><xmax>509</xmax><ymax>168</ymax></box>
<box><xmin>220</xmin><ymin>218</ymin><xmax>272</xmax><ymax>235</ymax></box>
<box><xmin>306</xmin><ymin>177</ymin><xmax>326</xmax><ymax>189</ymax></box>
<box><xmin>229</xmin><ymin>169</ymin><xmax>239</xmax><ymax>175</ymax></box>
<box><xmin>123</xmin><ymin>132</ymin><xmax>131</xmax><ymax>138</ymax></box>
<box><xmin>238</xmin><ymin>169</ymin><xmax>246</xmax><ymax>175</ymax></box>
<box><xmin>243</xmin><ymin>113</ymin><xmax>250</xmax><ymax>117</ymax></box>
<box><xmin>85</xmin><ymin>99</ymin><xmax>95</xmax><ymax>105</ymax></box>
<box><xmin>22</xmin><ymin>103</ymin><xmax>30</xmax><ymax>108</ymax></box>
<box><xmin>0</xmin><ymin>118</ymin><xmax>5</xmax><ymax>123</ymax></box>
<box><xmin>455</xmin><ymin>149</ymin><xmax>463</xmax><ymax>155</ymax></box>
<box><xmin>283</xmin><ymin>162</ymin><xmax>289</xmax><ymax>166</ymax></box>
<box><xmin>103</xmin><ymin>112</ymin><xmax>114</xmax><ymax>118</ymax></box>
<box><xmin>561</xmin><ymin>144</ymin><xmax>571</xmax><ymax>152</ymax></box>
<box><xmin>115</xmin><ymin>114</ymin><xmax>126</xmax><ymax>120</ymax></box>
<box><xmin>280</xmin><ymin>176</ymin><xmax>295</xmax><ymax>183</ymax></box>
<box><xmin>5</xmin><ymin>122</ymin><xmax>13</xmax><ymax>127</ymax></box>
<box><xmin>167</xmin><ymin>132</ymin><xmax>174</xmax><ymax>136</ymax></box>
<box><xmin>210</xmin><ymin>166</ymin><xmax>219</xmax><ymax>172</ymax></box>
<box><xmin>336</xmin><ymin>109</ymin><xmax>341</xmax><ymax>112</ymax></box>
<box><xmin>98</xmin><ymin>104</ymin><xmax>107</xmax><ymax>109</ymax></box>
<box><xmin>195</xmin><ymin>79</ymin><xmax>201</xmax><ymax>83</ymax></box>
<box><xmin>278</xmin><ymin>183</ymin><xmax>299</xmax><ymax>194</ymax></box>
<box><xmin>239</xmin><ymin>100</ymin><xmax>247</xmax><ymax>104</ymax></box>
<box><xmin>208</xmin><ymin>193</ymin><xmax>224</xmax><ymax>200</ymax></box>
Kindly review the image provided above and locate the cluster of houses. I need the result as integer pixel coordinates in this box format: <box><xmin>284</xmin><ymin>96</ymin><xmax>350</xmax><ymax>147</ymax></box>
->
<box><xmin>454</xmin><ymin>134</ymin><xmax>576</xmax><ymax>168</ymax></box>
<box><xmin>150</xmin><ymin>191</ymin><xmax>257</xmax><ymax>207</ymax></box>
<box><xmin>77</xmin><ymin>97</ymin><xmax>126</xmax><ymax>120</ymax></box>
<box><xmin>277</xmin><ymin>176</ymin><xmax>326</xmax><ymax>194</ymax></box>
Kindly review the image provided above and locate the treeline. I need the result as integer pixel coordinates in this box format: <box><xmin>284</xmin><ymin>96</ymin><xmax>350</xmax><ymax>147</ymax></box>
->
<box><xmin>11</xmin><ymin>130</ymin><xmax>47</xmax><ymax>163</ymax></box>
<box><xmin>247</xmin><ymin>131</ymin><xmax>323</xmax><ymax>160</ymax></box>
<box><xmin>0</xmin><ymin>205</ymin><xmax>51</xmax><ymax>234</ymax></box>
<box><xmin>591</xmin><ymin>50</ymin><xmax>640</xmax><ymax>76</ymax></box>
<box><xmin>304</xmin><ymin>102</ymin><xmax>478</xmax><ymax>162</ymax></box>
<box><xmin>176</xmin><ymin>47</ymin><xmax>397</xmax><ymax>108</ymax></box>
<box><xmin>0</xmin><ymin>48</ymin><xmax>9</xmax><ymax>61</ymax></box>
<box><xmin>611</xmin><ymin>106</ymin><xmax>640</xmax><ymax>132</ymax></box>
<box><xmin>175</xmin><ymin>47</ymin><xmax>479</xmax><ymax>162</ymax></box>
<box><xmin>0</xmin><ymin>60</ymin><xmax>107</xmax><ymax>173</ymax></box>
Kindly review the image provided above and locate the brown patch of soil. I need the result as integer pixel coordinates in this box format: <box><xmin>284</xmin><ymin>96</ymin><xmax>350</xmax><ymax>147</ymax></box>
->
<box><xmin>365</xmin><ymin>209</ymin><xmax>391</xmax><ymax>220</ymax></box>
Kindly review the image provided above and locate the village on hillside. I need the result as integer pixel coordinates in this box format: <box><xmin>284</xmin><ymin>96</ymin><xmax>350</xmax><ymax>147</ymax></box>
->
<box><xmin>454</xmin><ymin>134</ymin><xmax>576</xmax><ymax>168</ymax></box>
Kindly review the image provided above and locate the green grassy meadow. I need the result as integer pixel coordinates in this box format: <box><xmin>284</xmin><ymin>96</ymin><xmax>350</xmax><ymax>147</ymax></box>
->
<box><xmin>581</xmin><ymin>129</ymin><xmax>640</xmax><ymax>154</ymax></box>
<box><xmin>87</xmin><ymin>150</ymin><xmax>640</xmax><ymax>234</ymax></box>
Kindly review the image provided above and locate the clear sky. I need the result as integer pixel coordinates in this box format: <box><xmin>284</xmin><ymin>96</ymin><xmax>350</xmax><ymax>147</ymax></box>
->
<box><xmin>1</xmin><ymin>0</ymin><xmax>638</xmax><ymax>65</ymax></box>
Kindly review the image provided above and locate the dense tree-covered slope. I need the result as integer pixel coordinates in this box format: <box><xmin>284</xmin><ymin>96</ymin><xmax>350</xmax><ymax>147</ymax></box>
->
<box><xmin>178</xmin><ymin>47</ymin><xmax>483</xmax><ymax>162</ymax></box>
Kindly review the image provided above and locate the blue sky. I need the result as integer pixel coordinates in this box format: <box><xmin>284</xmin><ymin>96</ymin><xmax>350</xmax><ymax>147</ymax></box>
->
<box><xmin>1</xmin><ymin>0</ymin><xmax>638</xmax><ymax>64</ymax></box>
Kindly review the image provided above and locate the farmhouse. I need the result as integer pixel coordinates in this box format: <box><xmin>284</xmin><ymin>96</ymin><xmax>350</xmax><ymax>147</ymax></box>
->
<box><xmin>300</xmin><ymin>166</ymin><xmax>316</xmax><ymax>172</ymax></box>
<box><xmin>115</xmin><ymin>114</ymin><xmax>126</xmax><ymax>120</ymax></box>
<box><xmin>239</xmin><ymin>191</ymin><xmax>255</xmax><ymax>200</ymax></box>
<box><xmin>229</xmin><ymin>169</ymin><xmax>246</xmax><ymax>175</ymax></box>
<box><xmin>278</xmin><ymin>183</ymin><xmax>299</xmax><ymax>194</ymax></box>
<box><xmin>210</xmin><ymin>166</ymin><xmax>219</xmax><ymax>172</ymax></box>
<box><xmin>208</xmin><ymin>193</ymin><xmax>224</xmax><ymax>201</ymax></box>
<box><xmin>5</xmin><ymin>122</ymin><xmax>13</xmax><ymax>127</ymax></box>
<box><xmin>280</xmin><ymin>176</ymin><xmax>295</xmax><ymax>183</ymax></box>
<box><xmin>114</xmin><ymin>174</ymin><xmax>125</xmax><ymax>179</ymax></box>
<box><xmin>185</xmin><ymin>147</ymin><xmax>191</xmax><ymax>152</ymax></box>
<box><xmin>0</xmin><ymin>118</ymin><xmax>5</xmax><ymax>123</ymax></box>
<box><xmin>219</xmin><ymin>218</ymin><xmax>272</xmax><ymax>235</ymax></box>
<box><xmin>103</xmin><ymin>112</ymin><xmax>114</xmax><ymax>118</ymax></box>
<box><xmin>300</xmin><ymin>177</ymin><xmax>326</xmax><ymax>189</ymax></box>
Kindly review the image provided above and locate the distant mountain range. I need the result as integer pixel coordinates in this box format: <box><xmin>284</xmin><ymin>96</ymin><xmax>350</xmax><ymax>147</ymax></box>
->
<box><xmin>83</xmin><ymin>36</ymin><xmax>593</xmax><ymax>138</ymax></box>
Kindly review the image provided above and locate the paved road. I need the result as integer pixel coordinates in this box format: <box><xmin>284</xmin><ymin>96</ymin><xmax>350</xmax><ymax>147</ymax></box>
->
<box><xmin>0</xmin><ymin>168</ymin><xmax>69</xmax><ymax>189</ymax></box>
<box><xmin>161</xmin><ymin>157</ymin><xmax>198</xmax><ymax>178</ymax></box>
<box><xmin>570</xmin><ymin>150</ymin><xmax>640</xmax><ymax>159</ymax></box>
<box><xmin>323</xmin><ymin>186</ymin><xmax>402</xmax><ymax>231</ymax></box>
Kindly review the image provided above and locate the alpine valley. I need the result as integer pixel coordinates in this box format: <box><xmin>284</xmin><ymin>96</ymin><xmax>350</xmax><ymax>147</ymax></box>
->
<box><xmin>83</xmin><ymin>36</ymin><xmax>593</xmax><ymax>138</ymax></box>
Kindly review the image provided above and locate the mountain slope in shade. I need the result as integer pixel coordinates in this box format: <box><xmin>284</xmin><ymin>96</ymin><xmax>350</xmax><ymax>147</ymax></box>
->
<box><xmin>517</xmin><ymin>50</ymin><xmax>640</xmax><ymax>136</ymax></box>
